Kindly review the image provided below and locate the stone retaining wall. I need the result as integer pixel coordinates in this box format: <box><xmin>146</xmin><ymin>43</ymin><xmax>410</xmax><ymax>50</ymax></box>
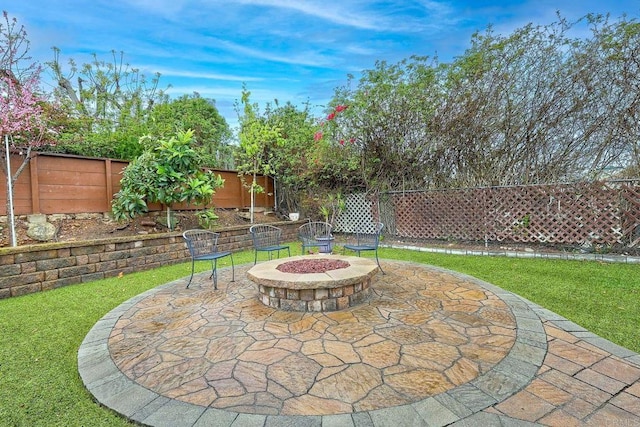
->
<box><xmin>0</xmin><ymin>221</ymin><xmax>303</xmax><ymax>299</ymax></box>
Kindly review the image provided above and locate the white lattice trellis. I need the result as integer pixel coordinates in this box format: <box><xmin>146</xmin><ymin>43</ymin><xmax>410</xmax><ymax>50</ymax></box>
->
<box><xmin>335</xmin><ymin>193</ymin><xmax>379</xmax><ymax>233</ymax></box>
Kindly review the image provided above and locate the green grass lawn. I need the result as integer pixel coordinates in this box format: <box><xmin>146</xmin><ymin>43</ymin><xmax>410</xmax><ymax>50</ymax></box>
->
<box><xmin>0</xmin><ymin>246</ymin><xmax>638</xmax><ymax>426</ymax></box>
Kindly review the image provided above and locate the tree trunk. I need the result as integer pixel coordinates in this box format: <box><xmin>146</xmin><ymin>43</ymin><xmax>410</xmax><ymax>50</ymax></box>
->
<box><xmin>4</xmin><ymin>135</ymin><xmax>17</xmax><ymax>246</ymax></box>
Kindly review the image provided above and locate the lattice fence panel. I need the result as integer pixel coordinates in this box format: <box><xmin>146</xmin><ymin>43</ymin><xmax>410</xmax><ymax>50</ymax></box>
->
<box><xmin>365</xmin><ymin>180</ymin><xmax>640</xmax><ymax>247</ymax></box>
<box><xmin>620</xmin><ymin>182</ymin><xmax>640</xmax><ymax>246</ymax></box>
<box><xmin>487</xmin><ymin>182</ymin><xmax>629</xmax><ymax>245</ymax></box>
<box><xmin>387</xmin><ymin>189</ymin><xmax>492</xmax><ymax>240</ymax></box>
<box><xmin>335</xmin><ymin>193</ymin><xmax>379</xmax><ymax>233</ymax></box>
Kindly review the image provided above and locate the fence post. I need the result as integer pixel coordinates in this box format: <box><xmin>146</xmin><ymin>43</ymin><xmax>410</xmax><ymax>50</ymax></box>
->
<box><xmin>105</xmin><ymin>159</ymin><xmax>113</xmax><ymax>213</ymax></box>
<box><xmin>29</xmin><ymin>153</ymin><xmax>40</xmax><ymax>213</ymax></box>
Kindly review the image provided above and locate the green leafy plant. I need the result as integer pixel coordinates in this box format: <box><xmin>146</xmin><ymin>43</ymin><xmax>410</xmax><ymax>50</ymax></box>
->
<box><xmin>235</xmin><ymin>86</ymin><xmax>285</xmax><ymax>222</ymax></box>
<box><xmin>197</xmin><ymin>208</ymin><xmax>219</xmax><ymax>229</ymax></box>
<box><xmin>111</xmin><ymin>129</ymin><xmax>224</xmax><ymax>229</ymax></box>
<box><xmin>319</xmin><ymin>192</ymin><xmax>346</xmax><ymax>227</ymax></box>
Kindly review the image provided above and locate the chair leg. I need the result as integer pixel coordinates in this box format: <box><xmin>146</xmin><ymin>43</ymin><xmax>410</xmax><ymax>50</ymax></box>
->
<box><xmin>286</xmin><ymin>247</ymin><xmax>291</xmax><ymax>257</ymax></box>
<box><xmin>211</xmin><ymin>259</ymin><xmax>218</xmax><ymax>290</ymax></box>
<box><xmin>230</xmin><ymin>254</ymin><xmax>235</xmax><ymax>282</ymax></box>
<box><xmin>186</xmin><ymin>259</ymin><xmax>196</xmax><ymax>288</ymax></box>
<box><xmin>375</xmin><ymin>250</ymin><xmax>385</xmax><ymax>274</ymax></box>
<box><xmin>254</xmin><ymin>250</ymin><xmax>258</xmax><ymax>265</ymax></box>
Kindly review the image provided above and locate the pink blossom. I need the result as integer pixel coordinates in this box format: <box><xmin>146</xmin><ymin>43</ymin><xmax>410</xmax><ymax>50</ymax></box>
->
<box><xmin>0</xmin><ymin>73</ymin><xmax>48</xmax><ymax>143</ymax></box>
<box><xmin>335</xmin><ymin>105</ymin><xmax>347</xmax><ymax>112</ymax></box>
<box><xmin>339</xmin><ymin>140</ymin><xmax>345</xmax><ymax>145</ymax></box>
<box><xmin>314</xmin><ymin>131</ymin><xmax>323</xmax><ymax>141</ymax></box>
<box><xmin>349</xmin><ymin>138</ymin><xmax>355</xmax><ymax>143</ymax></box>
<box><xmin>326</xmin><ymin>112</ymin><xmax>336</xmax><ymax>121</ymax></box>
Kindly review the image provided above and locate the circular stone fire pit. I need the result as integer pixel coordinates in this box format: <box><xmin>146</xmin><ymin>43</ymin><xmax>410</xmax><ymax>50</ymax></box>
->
<box><xmin>247</xmin><ymin>255</ymin><xmax>380</xmax><ymax>312</ymax></box>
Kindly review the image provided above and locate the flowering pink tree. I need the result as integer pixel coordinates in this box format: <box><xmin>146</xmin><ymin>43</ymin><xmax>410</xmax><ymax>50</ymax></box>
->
<box><xmin>0</xmin><ymin>11</ymin><xmax>53</xmax><ymax>246</ymax></box>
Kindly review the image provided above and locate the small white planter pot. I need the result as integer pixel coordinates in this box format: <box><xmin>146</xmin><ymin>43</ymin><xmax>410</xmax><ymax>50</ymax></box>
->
<box><xmin>289</xmin><ymin>213</ymin><xmax>300</xmax><ymax>221</ymax></box>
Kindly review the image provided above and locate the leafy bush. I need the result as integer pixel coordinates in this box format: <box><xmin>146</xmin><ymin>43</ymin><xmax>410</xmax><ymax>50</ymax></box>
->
<box><xmin>112</xmin><ymin>129</ymin><xmax>224</xmax><ymax>229</ymax></box>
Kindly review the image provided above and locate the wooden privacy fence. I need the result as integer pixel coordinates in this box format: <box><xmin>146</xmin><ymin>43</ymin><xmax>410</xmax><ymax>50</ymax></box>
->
<box><xmin>0</xmin><ymin>152</ymin><xmax>274</xmax><ymax>216</ymax></box>
<box><xmin>340</xmin><ymin>180</ymin><xmax>640</xmax><ymax>248</ymax></box>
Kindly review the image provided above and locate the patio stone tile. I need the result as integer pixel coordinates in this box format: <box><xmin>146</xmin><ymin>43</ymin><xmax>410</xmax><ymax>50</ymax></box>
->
<box><xmin>526</xmin><ymin>378</ymin><xmax>573</xmax><ymax>406</ymax></box>
<box><xmin>610</xmin><ymin>392</ymin><xmax>640</xmax><ymax>414</ymax></box>
<box><xmin>537</xmin><ymin>409</ymin><xmax>583</xmax><ymax>427</ymax></box>
<box><xmin>547</xmin><ymin>339</ymin><xmax>607</xmax><ymax>367</ymax></box>
<box><xmin>193</xmin><ymin>408</ymin><xmax>240</xmax><ymax>426</ymax></box>
<box><xmin>281</xmin><ymin>395</ymin><xmax>352</xmax><ymax>416</ymax></box>
<box><xmin>310</xmin><ymin>364</ymin><xmax>382</xmax><ymax>403</ymax></box>
<box><xmin>320</xmin><ymin>414</ymin><xmax>356</xmax><ymax>427</ymax></box>
<box><xmin>544</xmin><ymin>324</ymin><xmax>580</xmax><ymax>343</ymax></box>
<box><xmin>628</xmin><ymin>382</ymin><xmax>640</xmax><ymax>398</ymax></box>
<box><xmin>591</xmin><ymin>356</ymin><xmax>640</xmax><ymax>384</ymax></box>
<box><xmin>494</xmin><ymin>390</ymin><xmax>556</xmax><ymax>422</ymax></box>
<box><xmin>542</xmin><ymin>353</ymin><xmax>584</xmax><ymax>376</ymax></box>
<box><xmin>354</xmin><ymin>384</ymin><xmax>413</xmax><ymax>411</ymax></box>
<box><xmin>583</xmin><ymin>403</ymin><xmax>640</xmax><ymax>426</ymax></box>
<box><xmin>350</xmin><ymin>412</ymin><xmax>374</xmax><ymax>427</ymax></box>
<box><xmin>574</xmin><ymin>368</ymin><xmax>627</xmax><ymax>394</ymax></box>
<box><xmin>411</xmin><ymin>397</ymin><xmax>460</xmax><ymax>426</ymax></box>
<box><xmin>540</xmin><ymin>369</ymin><xmax>612</xmax><ymax>406</ymax></box>
<box><xmin>230</xmin><ymin>414</ymin><xmax>267</xmax><ymax>427</ymax></box>
<box><xmin>562</xmin><ymin>397</ymin><xmax>597</xmax><ymax>420</ymax></box>
<box><xmin>354</xmin><ymin>339</ymin><xmax>400</xmax><ymax>368</ymax></box>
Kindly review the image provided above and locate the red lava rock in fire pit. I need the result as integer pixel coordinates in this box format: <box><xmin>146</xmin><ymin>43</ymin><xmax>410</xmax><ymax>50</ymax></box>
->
<box><xmin>276</xmin><ymin>258</ymin><xmax>350</xmax><ymax>274</ymax></box>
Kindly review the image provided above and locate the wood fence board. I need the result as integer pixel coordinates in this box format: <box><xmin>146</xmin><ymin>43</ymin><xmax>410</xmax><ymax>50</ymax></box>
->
<box><xmin>39</xmin><ymin>199</ymin><xmax>108</xmax><ymax>214</ymax></box>
<box><xmin>37</xmin><ymin>170</ymin><xmax>107</xmax><ymax>186</ymax></box>
<box><xmin>37</xmin><ymin>155</ymin><xmax>107</xmax><ymax>172</ymax></box>
<box><xmin>38</xmin><ymin>185</ymin><xmax>106</xmax><ymax>200</ymax></box>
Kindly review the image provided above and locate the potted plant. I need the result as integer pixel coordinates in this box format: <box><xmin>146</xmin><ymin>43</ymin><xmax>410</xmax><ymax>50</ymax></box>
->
<box><xmin>319</xmin><ymin>193</ymin><xmax>345</xmax><ymax>229</ymax></box>
<box><xmin>316</xmin><ymin>193</ymin><xmax>345</xmax><ymax>253</ymax></box>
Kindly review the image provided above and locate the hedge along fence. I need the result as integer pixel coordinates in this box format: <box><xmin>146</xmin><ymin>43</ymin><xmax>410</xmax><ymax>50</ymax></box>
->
<box><xmin>0</xmin><ymin>152</ymin><xmax>275</xmax><ymax>216</ymax></box>
<box><xmin>371</xmin><ymin>180</ymin><xmax>640</xmax><ymax>248</ymax></box>
<box><xmin>0</xmin><ymin>220</ymin><xmax>303</xmax><ymax>300</ymax></box>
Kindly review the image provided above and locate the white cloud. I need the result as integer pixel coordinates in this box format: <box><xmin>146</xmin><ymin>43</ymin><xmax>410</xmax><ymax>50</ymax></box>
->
<box><xmin>234</xmin><ymin>0</ymin><xmax>386</xmax><ymax>30</ymax></box>
<box><xmin>150</xmin><ymin>68</ymin><xmax>264</xmax><ymax>82</ymax></box>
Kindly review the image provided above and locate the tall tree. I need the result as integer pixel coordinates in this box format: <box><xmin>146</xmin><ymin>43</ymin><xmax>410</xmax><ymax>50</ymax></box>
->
<box><xmin>435</xmin><ymin>14</ymin><xmax>640</xmax><ymax>186</ymax></box>
<box><xmin>0</xmin><ymin>11</ymin><xmax>55</xmax><ymax>246</ymax></box>
<box><xmin>147</xmin><ymin>93</ymin><xmax>233</xmax><ymax>168</ymax></box>
<box><xmin>235</xmin><ymin>87</ymin><xmax>284</xmax><ymax>222</ymax></box>
<box><xmin>324</xmin><ymin>56</ymin><xmax>442</xmax><ymax>191</ymax></box>
<box><xmin>261</xmin><ymin>101</ymin><xmax>316</xmax><ymax>214</ymax></box>
<box><xmin>47</xmin><ymin>48</ymin><xmax>169</xmax><ymax>160</ymax></box>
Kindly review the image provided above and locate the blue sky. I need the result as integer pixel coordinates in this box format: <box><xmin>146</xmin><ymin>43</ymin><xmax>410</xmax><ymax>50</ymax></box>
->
<box><xmin>7</xmin><ymin>1</ymin><xmax>640</xmax><ymax>131</ymax></box>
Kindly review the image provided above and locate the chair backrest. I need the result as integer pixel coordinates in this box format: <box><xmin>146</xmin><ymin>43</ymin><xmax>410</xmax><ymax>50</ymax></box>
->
<box><xmin>183</xmin><ymin>230</ymin><xmax>220</xmax><ymax>257</ymax></box>
<box><xmin>249</xmin><ymin>224</ymin><xmax>282</xmax><ymax>249</ymax></box>
<box><xmin>355</xmin><ymin>222</ymin><xmax>384</xmax><ymax>247</ymax></box>
<box><xmin>298</xmin><ymin>221</ymin><xmax>332</xmax><ymax>243</ymax></box>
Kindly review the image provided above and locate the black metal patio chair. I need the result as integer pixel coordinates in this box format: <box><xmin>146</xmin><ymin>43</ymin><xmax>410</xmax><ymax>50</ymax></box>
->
<box><xmin>343</xmin><ymin>222</ymin><xmax>385</xmax><ymax>274</ymax></box>
<box><xmin>249</xmin><ymin>224</ymin><xmax>291</xmax><ymax>264</ymax></box>
<box><xmin>183</xmin><ymin>229</ymin><xmax>234</xmax><ymax>289</ymax></box>
<box><xmin>298</xmin><ymin>221</ymin><xmax>334</xmax><ymax>254</ymax></box>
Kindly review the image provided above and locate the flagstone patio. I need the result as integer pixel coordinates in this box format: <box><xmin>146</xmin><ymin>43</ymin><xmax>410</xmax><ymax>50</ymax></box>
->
<box><xmin>78</xmin><ymin>260</ymin><xmax>640</xmax><ymax>426</ymax></box>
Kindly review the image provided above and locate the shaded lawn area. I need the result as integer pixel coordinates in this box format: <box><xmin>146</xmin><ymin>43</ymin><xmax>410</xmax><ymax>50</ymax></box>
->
<box><xmin>0</xmin><ymin>247</ymin><xmax>638</xmax><ymax>426</ymax></box>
